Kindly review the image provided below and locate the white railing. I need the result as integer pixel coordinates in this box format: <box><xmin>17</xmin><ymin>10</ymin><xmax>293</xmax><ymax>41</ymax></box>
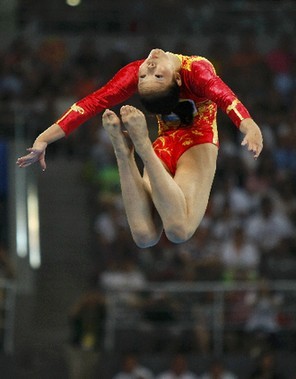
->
<box><xmin>104</xmin><ymin>280</ymin><xmax>296</xmax><ymax>354</ymax></box>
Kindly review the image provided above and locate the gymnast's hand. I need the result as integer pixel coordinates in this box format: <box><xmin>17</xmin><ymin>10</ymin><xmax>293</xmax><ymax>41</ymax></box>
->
<box><xmin>239</xmin><ymin>118</ymin><xmax>263</xmax><ymax>159</ymax></box>
<box><xmin>16</xmin><ymin>141</ymin><xmax>47</xmax><ymax>171</ymax></box>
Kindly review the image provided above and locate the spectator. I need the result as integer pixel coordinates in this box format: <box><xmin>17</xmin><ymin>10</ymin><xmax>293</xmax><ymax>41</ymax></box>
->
<box><xmin>211</xmin><ymin>202</ymin><xmax>240</xmax><ymax>244</ymax></box>
<box><xmin>138</xmin><ymin>236</ymin><xmax>181</xmax><ymax>282</ymax></box>
<box><xmin>93</xmin><ymin>195</ymin><xmax>127</xmax><ymax>264</ymax></box>
<box><xmin>157</xmin><ymin>354</ymin><xmax>198</xmax><ymax>379</ymax></box>
<box><xmin>66</xmin><ymin>288</ymin><xmax>106</xmax><ymax>379</ymax></box>
<box><xmin>273</xmin><ymin>123</ymin><xmax>296</xmax><ymax>175</ymax></box>
<box><xmin>245</xmin><ymin>195</ymin><xmax>294</xmax><ymax>256</ymax></box>
<box><xmin>177</xmin><ymin>219</ymin><xmax>222</xmax><ymax>282</ymax></box>
<box><xmin>200</xmin><ymin>358</ymin><xmax>237</xmax><ymax>379</ymax></box>
<box><xmin>248</xmin><ymin>351</ymin><xmax>287</xmax><ymax>379</ymax></box>
<box><xmin>228</xmin><ymin>28</ymin><xmax>269</xmax><ymax>104</ymax></box>
<box><xmin>68</xmin><ymin>288</ymin><xmax>106</xmax><ymax>350</ymax></box>
<box><xmin>190</xmin><ymin>296</ymin><xmax>213</xmax><ymax>355</ymax></box>
<box><xmin>72</xmin><ymin>35</ymin><xmax>101</xmax><ymax>78</ymax></box>
<box><xmin>244</xmin><ymin>279</ymin><xmax>283</xmax><ymax>352</ymax></box>
<box><xmin>88</xmin><ymin>127</ymin><xmax>119</xmax><ymax>190</ymax></box>
<box><xmin>139</xmin><ymin>291</ymin><xmax>181</xmax><ymax>353</ymax></box>
<box><xmin>276</xmin><ymin>178</ymin><xmax>296</xmax><ymax>225</ymax></box>
<box><xmin>113</xmin><ymin>353</ymin><xmax>154</xmax><ymax>379</ymax></box>
<box><xmin>100</xmin><ymin>258</ymin><xmax>146</xmax><ymax>293</ymax></box>
<box><xmin>210</xmin><ymin>178</ymin><xmax>254</xmax><ymax>238</ymax></box>
<box><xmin>99</xmin><ymin>257</ymin><xmax>147</xmax><ymax>325</ymax></box>
<box><xmin>265</xmin><ymin>33</ymin><xmax>296</xmax><ymax>100</ymax></box>
<box><xmin>220</xmin><ymin>225</ymin><xmax>260</xmax><ymax>282</ymax></box>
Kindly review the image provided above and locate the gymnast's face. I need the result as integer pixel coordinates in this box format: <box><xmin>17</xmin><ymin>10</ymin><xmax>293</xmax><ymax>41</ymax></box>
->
<box><xmin>138</xmin><ymin>49</ymin><xmax>176</xmax><ymax>95</ymax></box>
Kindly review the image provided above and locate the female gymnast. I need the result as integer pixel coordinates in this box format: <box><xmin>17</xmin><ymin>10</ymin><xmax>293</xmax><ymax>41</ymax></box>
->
<box><xmin>16</xmin><ymin>48</ymin><xmax>263</xmax><ymax>247</ymax></box>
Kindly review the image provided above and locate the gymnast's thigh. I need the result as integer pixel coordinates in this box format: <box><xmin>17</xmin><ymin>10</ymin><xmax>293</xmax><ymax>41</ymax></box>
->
<box><xmin>174</xmin><ymin>143</ymin><xmax>218</xmax><ymax>207</ymax></box>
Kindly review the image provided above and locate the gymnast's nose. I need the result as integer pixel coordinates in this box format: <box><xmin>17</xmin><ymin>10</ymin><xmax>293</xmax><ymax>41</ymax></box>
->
<box><xmin>147</xmin><ymin>61</ymin><xmax>156</xmax><ymax>68</ymax></box>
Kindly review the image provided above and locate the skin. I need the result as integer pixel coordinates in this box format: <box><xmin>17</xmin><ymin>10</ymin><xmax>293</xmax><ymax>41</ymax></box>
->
<box><xmin>102</xmin><ymin>105</ymin><xmax>218</xmax><ymax>246</ymax></box>
<box><xmin>16</xmin><ymin>48</ymin><xmax>263</xmax><ymax>246</ymax></box>
<box><xmin>138</xmin><ymin>48</ymin><xmax>182</xmax><ymax>94</ymax></box>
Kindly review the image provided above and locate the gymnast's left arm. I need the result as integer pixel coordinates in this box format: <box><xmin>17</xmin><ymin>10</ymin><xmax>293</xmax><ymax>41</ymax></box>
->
<box><xmin>239</xmin><ymin>118</ymin><xmax>263</xmax><ymax>159</ymax></box>
<box><xmin>190</xmin><ymin>59</ymin><xmax>263</xmax><ymax>158</ymax></box>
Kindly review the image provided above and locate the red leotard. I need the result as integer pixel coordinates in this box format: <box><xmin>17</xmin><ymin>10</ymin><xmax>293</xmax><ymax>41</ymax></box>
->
<box><xmin>56</xmin><ymin>54</ymin><xmax>251</xmax><ymax>175</ymax></box>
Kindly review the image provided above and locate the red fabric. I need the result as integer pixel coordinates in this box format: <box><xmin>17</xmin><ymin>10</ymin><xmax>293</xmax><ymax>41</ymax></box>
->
<box><xmin>178</xmin><ymin>55</ymin><xmax>250</xmax><ymax>129</ymax></box>
<box><xmin>56</xmin><ymin>60</ymin><xmax>143</xmax><ymax>135</ymax></box>
<box><xmin>56</xmin><ymin>54</ymin><xmax>251</xmax><ymax>136</ymax></box>
<box><xmin>153</xmin><ymin>126</ymin><xmax>219</xmax><ymax>176</ymax></box>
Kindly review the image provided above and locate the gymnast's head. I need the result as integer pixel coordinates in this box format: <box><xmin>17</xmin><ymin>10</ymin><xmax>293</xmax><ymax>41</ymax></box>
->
<box><xmin>138</xmin><ymin>49</ymin><xmax>194</xmax><ymax>125</ymax></box>
<box><xmin>138</xmin><ymin>48</ymin><xmax>182</xmax><ymax>115</ymax></box>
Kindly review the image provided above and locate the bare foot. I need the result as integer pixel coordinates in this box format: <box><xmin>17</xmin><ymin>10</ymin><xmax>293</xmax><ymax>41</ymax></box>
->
<box><xmin>102</xmin><ymin>109</ymin><xmax>133</xmax><ymax>157</ymax></box>
<box><xmin>120</xmin><ymin>106</ymin><xmax>151</xmax><ymax>156</ymax></box>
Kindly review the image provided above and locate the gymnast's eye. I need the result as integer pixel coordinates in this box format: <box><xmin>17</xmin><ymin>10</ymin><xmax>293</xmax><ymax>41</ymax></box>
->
<box><xmin>155</xmin><ymin>74</ymin><xmax>163</xmax><ymax>78</ymax></box>
<box><xmin>139</xmin><ymin>75</ymin><xmax>146</xmax><ymax>78</ymax></box>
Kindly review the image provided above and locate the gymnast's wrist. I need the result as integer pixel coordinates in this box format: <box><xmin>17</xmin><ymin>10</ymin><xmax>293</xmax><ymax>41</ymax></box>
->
<box><xmin>239</xmin><ymin>118</ymin><xmax>257</xmax><ymax>134</ymax></box>
<box><xmin>33</xmin><ymin>139</ymin><xmax>48</xmax><ymax>150</ymax></box>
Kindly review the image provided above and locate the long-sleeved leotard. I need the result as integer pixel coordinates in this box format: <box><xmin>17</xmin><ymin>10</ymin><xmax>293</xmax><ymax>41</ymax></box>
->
<box><xmin>56</xmin><ymin>54</ymin><xmax>251</xmax><ymax>174</ymax></box>
<box><xmin>56</xmin><ymin>60</ymin><xmax>142</xmax><ymax>135</ymax></box>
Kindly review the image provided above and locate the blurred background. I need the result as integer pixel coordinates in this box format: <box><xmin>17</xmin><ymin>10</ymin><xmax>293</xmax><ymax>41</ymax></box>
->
<box><xmin>0</xmin><ymin>0</ymin><xmax>296</xmax><ymax>378</ymax></box>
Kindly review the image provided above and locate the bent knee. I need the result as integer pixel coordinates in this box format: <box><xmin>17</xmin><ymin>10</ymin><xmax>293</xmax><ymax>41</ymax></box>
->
<box><xmin>165</xmin><ymin>223</ymin><xmax>195</xmax><ymax>244</ymax></box>
<box><xmin>131</xmin><ymin>228</ymin><xmax>160</xmax><ymax>248</ymax></box>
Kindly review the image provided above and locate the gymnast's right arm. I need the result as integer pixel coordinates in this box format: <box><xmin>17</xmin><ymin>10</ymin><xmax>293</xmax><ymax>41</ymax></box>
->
<box><xmin>16</xmin><ymin>123</ymin><xmax>65</xmax><ymax>171</ymax></box>
<box><xmin>16</xmin><ymin>60</ymin><xmax>142</xmax><ymax>170</ymax></box>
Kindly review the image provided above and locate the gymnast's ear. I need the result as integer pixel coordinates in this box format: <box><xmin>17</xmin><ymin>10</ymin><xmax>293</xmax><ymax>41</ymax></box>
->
<box><xmin>174</xmin><ymin>72</ymin><xmax>182</xmax><ymax>86</ymax></box>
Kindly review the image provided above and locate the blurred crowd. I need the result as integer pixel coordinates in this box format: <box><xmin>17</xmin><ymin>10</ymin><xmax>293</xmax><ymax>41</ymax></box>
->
<box><xmin>109</xmin><ymin>351</ymin><xmax>289</xmax><ymax>379</ymax></box>
<box><xmin>1</xmin><ymin>21</ymin><xmax>296</xmax><ymax>365</ymax></box>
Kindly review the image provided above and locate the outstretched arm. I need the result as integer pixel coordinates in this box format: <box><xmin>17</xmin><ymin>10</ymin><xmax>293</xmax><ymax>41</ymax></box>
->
<box><xmin>16</xmin><ymin>60</ymin><xmax>142</xmax><ymax>170</ymax></box>
<box><xmin>57</xmin><ymin>60</ymin><xmax>141</xmax><ymax>135</ymax></box>
<box><xmin>16</xmin><ymin>123</ymin><xmax>65</xmax><ymax>170</ymax></box>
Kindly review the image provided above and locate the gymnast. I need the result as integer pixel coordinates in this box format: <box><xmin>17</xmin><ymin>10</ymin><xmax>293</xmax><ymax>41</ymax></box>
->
<box><xmin>17</xmin><ymin>48</ymin><xmax>263</xmax><ymax>247</ymax></box>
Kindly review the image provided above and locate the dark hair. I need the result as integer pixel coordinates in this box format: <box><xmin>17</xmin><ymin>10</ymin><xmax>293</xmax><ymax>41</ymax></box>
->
<box><xmin>173</xmin><ymin>101</ymin><xmax>194</xmax><ymax>125</ymax></box>
<box><xmin>139</xmin><ymin>82</ymin><xmax>194</xmax><ymax>125</ymax></box>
